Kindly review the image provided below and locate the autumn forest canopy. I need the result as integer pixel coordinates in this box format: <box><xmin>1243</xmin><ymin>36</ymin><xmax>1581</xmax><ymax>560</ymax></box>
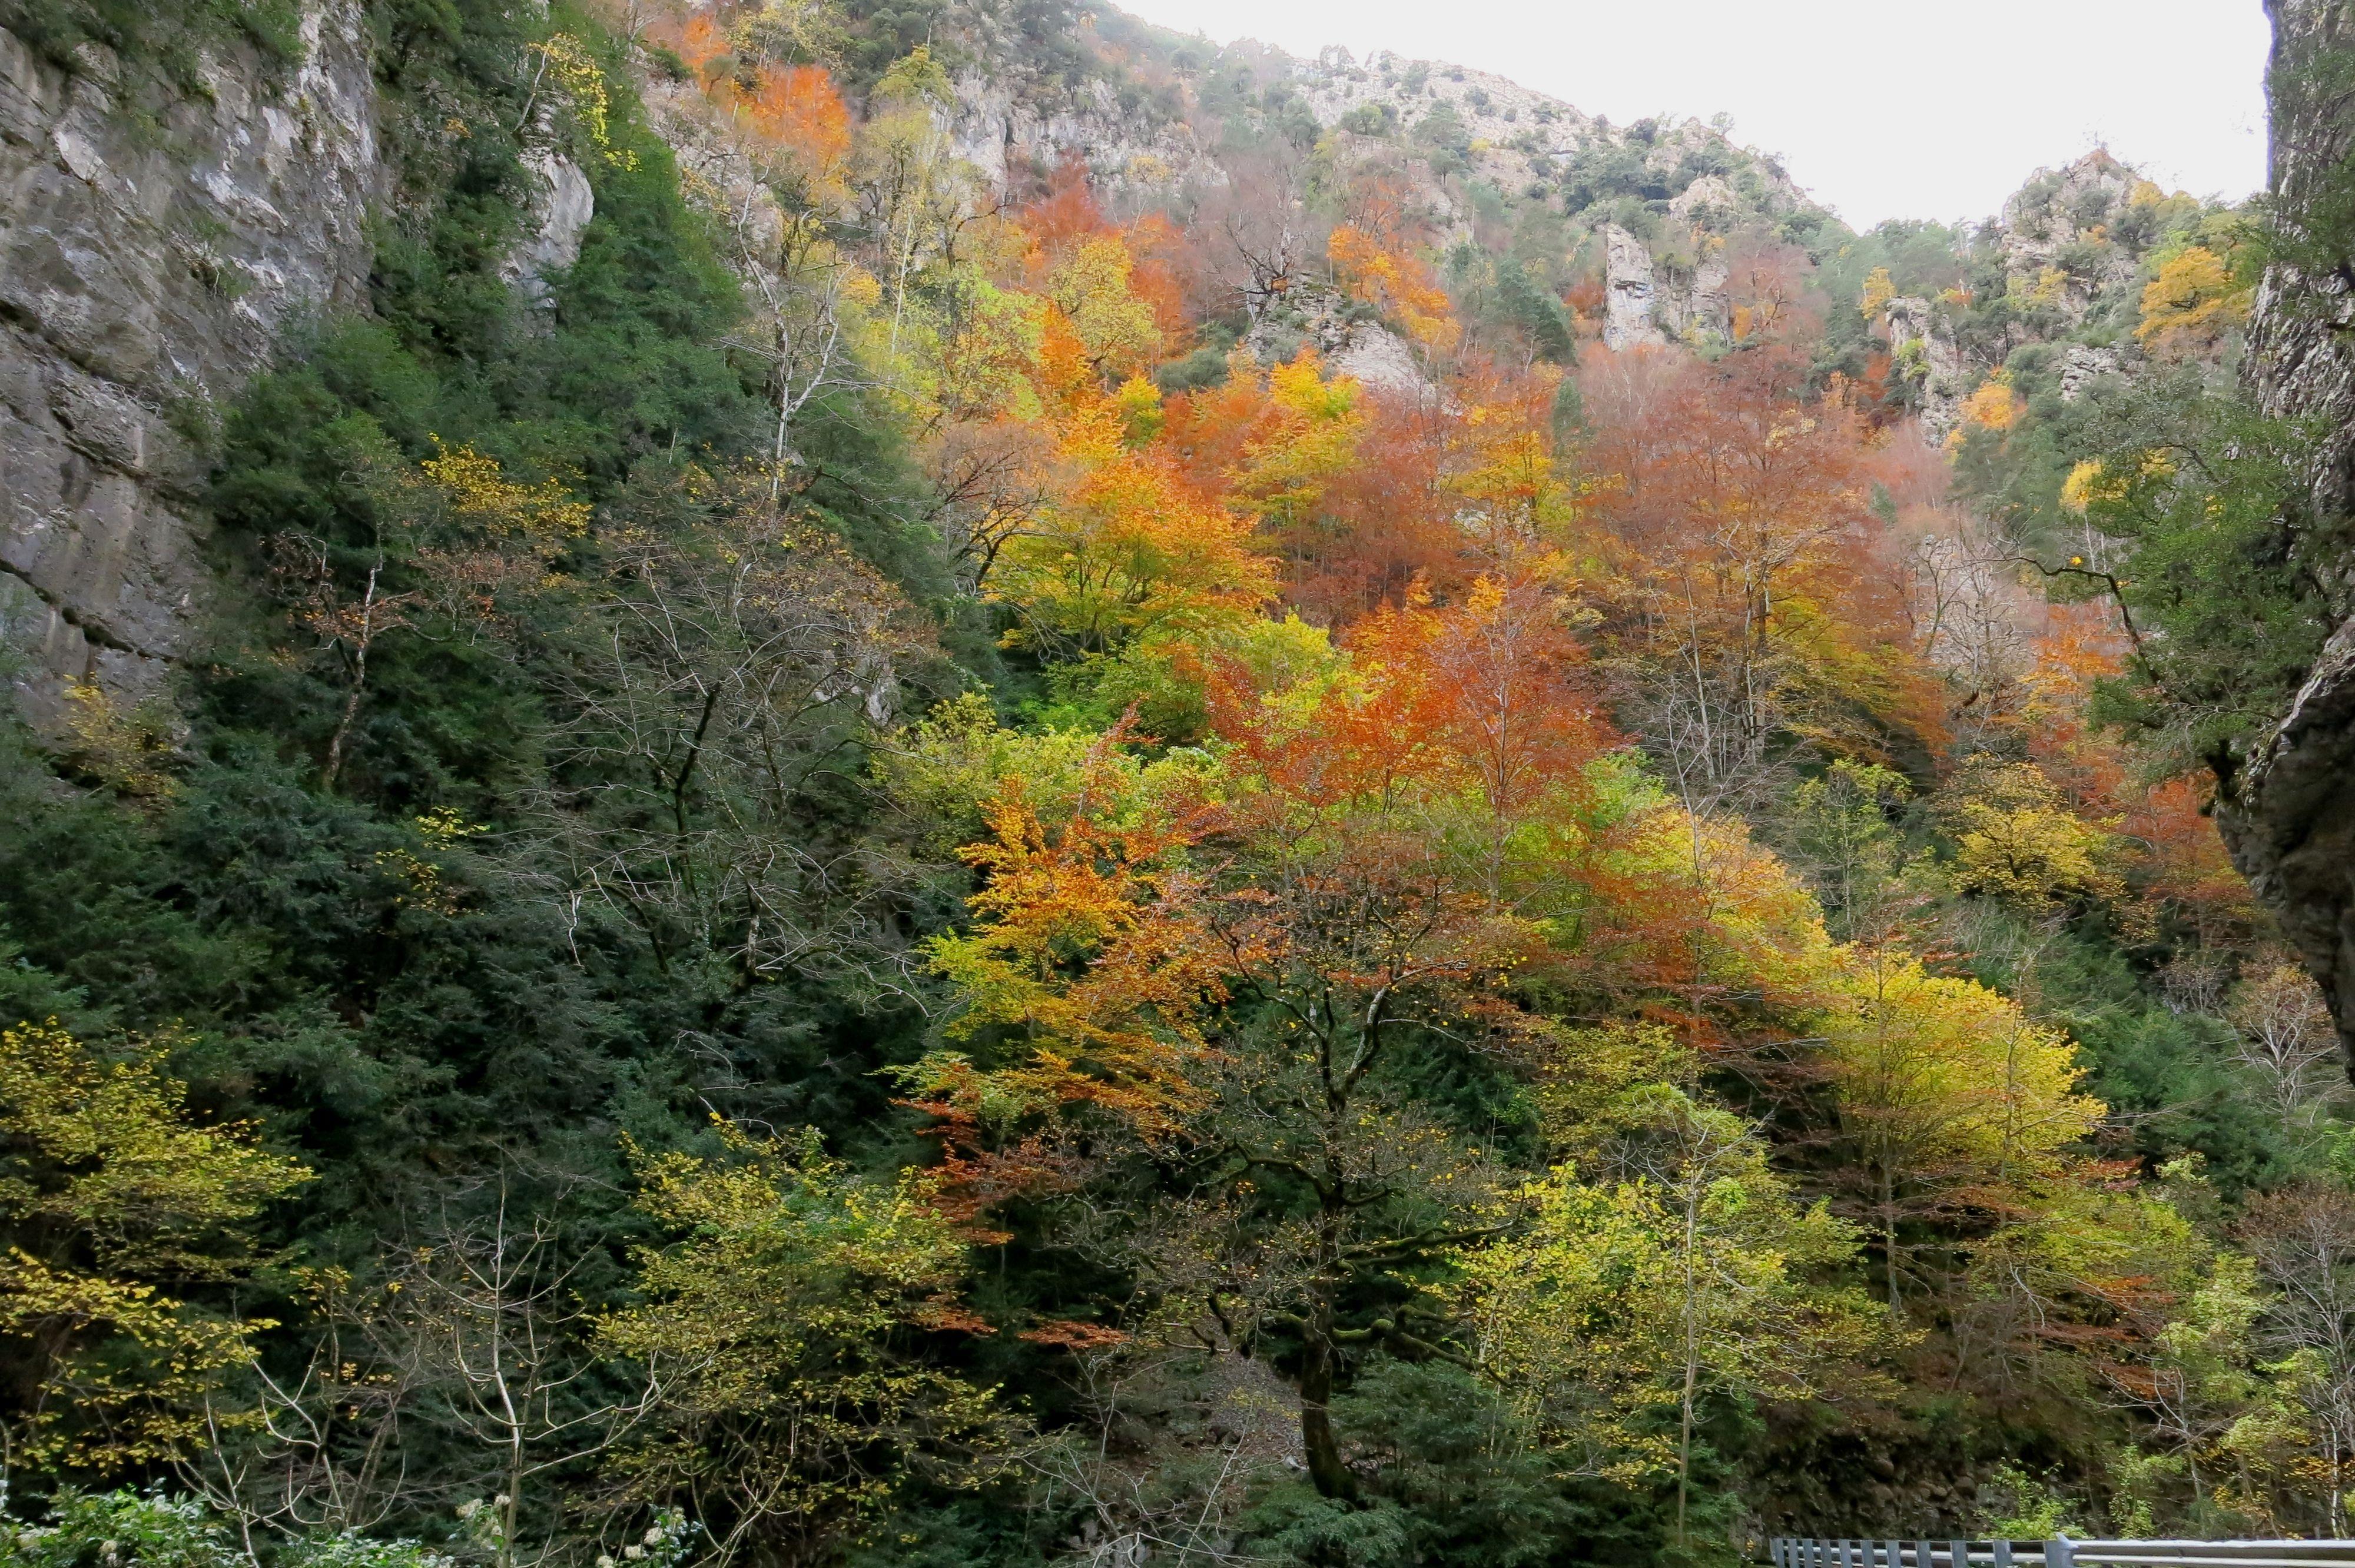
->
<box><xmin>1</xmin><ymin>0</ymin><xmax>2351</xmax><ymax>1564</ymax></box>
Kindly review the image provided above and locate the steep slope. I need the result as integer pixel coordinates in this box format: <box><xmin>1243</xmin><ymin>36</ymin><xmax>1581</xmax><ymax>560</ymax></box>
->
<box><xmin>0</xmin><ymin>0</ymin><xmax>1841</xmax><ymax>737</ymax></box>
<box><xmin>0</xmin><ymin>0</ymin><xmax>2252</xmax><ymax>782</ymax></box>
<box><xmin>940</xmin><ymin>3</ymin><xmax>1841</xmax><ymax>346</ymax></box>
<box><xmin>0</xmin><ymin>5</ymin><xmax>380</xmax><ymax>724</ymax></box>
<box><xmin>0</xmin><ymin>0</ymin><xmax>2340</xmax><ymax>1558</ymax></box>
<box><xmin>2215</xmin><ymin>0</ymin><xmax>2355</xmax><ymax>1069</ymax></box>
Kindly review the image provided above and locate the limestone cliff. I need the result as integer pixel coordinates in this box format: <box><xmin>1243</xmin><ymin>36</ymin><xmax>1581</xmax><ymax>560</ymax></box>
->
<box><xmin>1994</xmin><ymin>149</ymin><xmax>2145</xmax><ymax>321</ymax></box>
<box><xmin>1865</xmin><ymin>148</ymin><xmax>2203</xmax><ymax>439</ymax></box>
<box><xmin>2214</xmin><ymin>0</ymin><xmax>2355</xmax><ymax>1071</ymax></box>
<box><xmin>948</xmin><ymin>68</ymin><xmax>1212</xmax><ymax>200</ymax></box>
<box><xmin>1242</xmin><ymin>281</ymin><xmax>1433</xmax><ymax>401</ymax></box>
<box><xmin>1287</xmin><ymin>46</ymin><xmax>1815</xmax><ymax>352</ymax></box>
<box><xmin>1882</xmin><ymin>294</ymin><xmax>1971</xmax><ymax>439</ymax></box>
<box><xmin>0</xmin><ymin>7</ymin><xmax>381</xmax><ymax>724</ymax></box>
<box><xmin>1286</xmin><ymin>49</ymin><xmax>1816</xmax><ymax>230</ymax></box>
<box><xmin>1602</xmin><ymin>217</ymin><xmax>1732</xmax><ymax>350</ymax></box>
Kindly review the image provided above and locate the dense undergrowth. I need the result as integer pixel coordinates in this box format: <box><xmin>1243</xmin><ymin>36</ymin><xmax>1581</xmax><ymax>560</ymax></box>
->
<box><xmin>1</xmin><ymin>2</ymin><xmax>2350</xmax><ymax>1566</ymax></box>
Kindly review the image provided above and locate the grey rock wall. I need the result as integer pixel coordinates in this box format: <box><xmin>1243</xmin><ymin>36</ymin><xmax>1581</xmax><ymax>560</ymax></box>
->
<box><xmin>2213</xmin><ymin>0</ymin><xmax>2355</xmax><ymax>1075</ymax></box>
<box><xmin>1242</xmin><ymin>280</ymin><xmax>1434</xmax><ymax>402</ymax></box>
<box><xmin>1601</xmin><ymin>222</ymin><xmax>1730</xmax><ymax>350</ymax></box>
<box><xmin>0</xmin><ymin>6</ymin><xmax>380</xmax><ymax>725</ymax></box>
<box><xmin>505</xmin><ymin>147</ymin><xmax>595</xmax><ymax>308</ymax></box>
<box><xmin>949</xmin><ymin>72</ymin><xmax>1210</xmax><ymax>200</ymax></box>
<box><xmin>1883</xmin><ymin>295</ymin><xmax>1968</xmax><ymax>440</ymax></box>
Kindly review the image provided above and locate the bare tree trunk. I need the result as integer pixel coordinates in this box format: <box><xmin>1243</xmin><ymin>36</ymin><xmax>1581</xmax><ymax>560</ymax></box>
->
<box><xmin>324</xmin><ymin>561</ymin><xmax>384</xmax><ymax>791</ymax></box>
<box><xmin>1677</xmin><ymin>1178</ymin><xmax>1701</xmax><ymax>1549</ymax></box>
<box><xmin>1883</xmin><ymin>1164</ymin><xmax>1902</xmax><ymax>1311</ymax></box>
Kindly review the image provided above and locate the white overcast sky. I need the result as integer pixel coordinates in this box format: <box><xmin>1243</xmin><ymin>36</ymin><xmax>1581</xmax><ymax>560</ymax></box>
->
<box><xmin>1112</xmin><ymin>0</ymin><xmax>2273</xmax><ymax>229</ymax></box>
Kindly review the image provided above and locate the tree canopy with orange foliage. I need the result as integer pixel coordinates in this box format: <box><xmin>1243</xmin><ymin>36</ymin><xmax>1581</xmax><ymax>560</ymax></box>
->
<box><xmin>29</xmin><ymin>14</ymin><xmax>2318</xmax><ymax>1563</ymax></box>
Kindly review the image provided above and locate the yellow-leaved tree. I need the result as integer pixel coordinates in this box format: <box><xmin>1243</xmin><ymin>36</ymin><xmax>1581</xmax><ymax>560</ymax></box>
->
<box><xmin>597</xmin><ymin>1124</ymin><xmax>1016</xmax><ymax>1565</ymax></box>
<box><xmin>1945</xmin><ymin>760</ymin><xmax>2122</xmax><ymax>910</ymax></box>
<box><xmin>1462</xmin><ymin>1083</ymin><xmax>1886</xmax><ymax>1546</ymax></box>
<box><xmin>1859</xmin><ymin>265</ymin><xmax>1897</xmax><ymax>320</ymax></box>
<box><xmin>1815</xmin><ymin>950</ymin><xmax>2105</xmax><ymax>1308</ymax></box>
<box><xmin>1228</xmin><ymin>354</ymin><xmax>1366</xmax><ymax>541</ymax></box>
<box><xmin>2137</xmin><ymin>245</ymin><xmax>2251</xmax><ymax>358</ymax></box>
<box><xmin>0</xmin><ymin>1020</ymin><xmax>310</xmax><ymax>1472</ymax></box>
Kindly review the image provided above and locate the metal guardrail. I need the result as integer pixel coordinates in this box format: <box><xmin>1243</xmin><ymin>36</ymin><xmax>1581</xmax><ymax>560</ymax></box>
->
<box><xmin>1769</xmin><ymin>1542</ymin><xmax>2355</xmax><ymax>1568</ymax></box>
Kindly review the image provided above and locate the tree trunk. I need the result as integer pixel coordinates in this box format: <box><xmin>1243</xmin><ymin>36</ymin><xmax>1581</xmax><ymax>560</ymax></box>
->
<box><xmin>323</xmin><ymin>561</ymin><xmax>383</xmax><ymax>792</ymax></box>
<box><xmin>1298</xmin><ymin>1297</ymin><xmax>1356</xmax><ymax>1501</ymax></box>
<box><xmin>1677</xmin><ymin>1181</ymin><xmax>1701</xmax><ymax>1548</ymax></box>
<box><xmin>1882</xmin><ymin>1163</ymin><xmax>1902</xmax><ymax>1310</ymax></box>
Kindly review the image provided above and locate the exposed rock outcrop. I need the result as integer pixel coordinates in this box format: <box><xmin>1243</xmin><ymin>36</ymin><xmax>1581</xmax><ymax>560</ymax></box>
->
<box><xmin>1601</xmin><ymin>224</ymin><xmax>1664</xmax><ymax>350</ymax></box>
<box><xmin>505</xmin><ymin>148</ymin><xmax>595</xmax><ymax>308</ymax></box>
<box><xmin>1996</xmin><ymin>149</ymin><xmax>2144</xmax><ymax>322</ymax></box>
<box><xmin>2212</xmin><ymin>0</ymin><xmax>2355</xmax><ymax>1074</ymax></box>
<box><xmin>948</xmin><ymin>71</ymin><xmax>1210</xmax><ymax>199</ymax></box>
<box><xmin>1244</xmin><ymin>281</ymin><xmax>1434</xmax><ymax>403</ymax></box>
<box><xmin>0</xmin><ymin>9</ymin><xmax>381</xmax><ymax>724</ymax></box>
<box><xmin>1601</xmin><ymin>222</ymin><xmax>1729</xmax><ymax>350</ymax></box>
<box><xmin>1884</xmin><ymin>295</ymin><xmax>1969</xmax><ymax>440</ymax></box>
<box><xmin>1288</xmin><ymin>49</ymin><xmax>1817</xmax><ymax>230</ymax></box>
<box><xmin>2058</xmin><ymin>342</ymin><xmax>2122</xmax><ymax>400</ymax></box>
<box><xmin>1659</xmin><ymin>253</ymin><xmax>1731</xmax><ymax>342</ymax></box>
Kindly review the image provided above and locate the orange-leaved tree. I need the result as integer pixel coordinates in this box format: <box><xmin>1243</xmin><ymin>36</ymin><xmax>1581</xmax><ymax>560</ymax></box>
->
<box><xmin>1580</xmin><ymin>343</ymin><xmax>1939</xmax><ymax>799</ymax></box>
<box><xmin>988</xmin><ymin>310</ymin><xmax>1275</xmax><ymax>655</ymax></box>
<box><xmin>907</xmin><ymin>717</ymin><xmax>1228</xmax><ymax>1218</ymax></box>
<box><xmin>1328</xmin><ymin>222</ymin><xmax>1459</xmax><ymax>351</ymax></box>
<box><xmin>905</xmin><ymin>583</ymin><xmax>1621</xmax><ymax>1500</ymax></box>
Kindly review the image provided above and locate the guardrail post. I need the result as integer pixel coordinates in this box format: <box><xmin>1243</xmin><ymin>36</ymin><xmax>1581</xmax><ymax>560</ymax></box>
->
<box><xmin>1770</xmin><ymin>1530</ymin><xmax>2355</xmax><ymax>1568</ymax></box>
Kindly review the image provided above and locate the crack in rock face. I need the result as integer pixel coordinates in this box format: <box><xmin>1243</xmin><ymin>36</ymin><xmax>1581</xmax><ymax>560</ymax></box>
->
<box><xmin>505</xmin><ymin>147</ymin><xmax>595</xmax><ymax>308</ymax></box>
<box><xmin>0</xmin><ymin>4</ymin><xmax>381</xmax><ymax>730</ymax></box>
<box><xmin>2213</xmin><ymin>0</ymin><xmax>2355</xmax><ymax>1081</ymax></box>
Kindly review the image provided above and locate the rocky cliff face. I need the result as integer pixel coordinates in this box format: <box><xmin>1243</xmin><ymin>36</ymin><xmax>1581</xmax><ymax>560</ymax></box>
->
<box><xmin>948</xmin><ymin>69</ymin><xmax>1210</xmax><ymax>200</ymax></box>
<box><xmin>1290</xmin><ymin>48</ymin><xmax>1813</xmax><ymax>347</ymax></box>
<box><xmin>1994</xmin><ymin>148</ymin><xmax>2145</xmax><ymax>320</ymax></box>
<box><xmin>0</xmin><ymin>8</ymin><xmax>380</xmax><ymax>725</ymax></box>
<box><xmin>2214</xmin><ymin>0</ymin><xmax>2355</xmax><ymax>1073</ymax></box>
<box><xmin>1601</xmin><ymin>214</ymin><xmax>1732</xmax><ymax>350</ymax></box>
<box><xmin>1242</xmin><ymin>280</ymin><xmax>1432</xmax><ymax>400</ymax></box>
<box><xmin>1882</xmin><ymin>294</ymin><xmax>1971</xmax><ymax>439</ymax></box>
<box><xmin>1866</xmin><ymin>148</ymin><xmax>2171</xmax><ymax>438</ymax></box>
<box><xmin>1288</xmin><ymin>50</ymin><xmax>1813</xmax><ymax>222</ymax></box>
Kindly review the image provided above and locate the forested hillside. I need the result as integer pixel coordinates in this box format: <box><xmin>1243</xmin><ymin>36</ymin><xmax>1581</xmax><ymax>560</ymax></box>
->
<box><xmin>0</xmin><ymin>0</ymin><xmax>2343</xmax><ymax>1564</ymax></box>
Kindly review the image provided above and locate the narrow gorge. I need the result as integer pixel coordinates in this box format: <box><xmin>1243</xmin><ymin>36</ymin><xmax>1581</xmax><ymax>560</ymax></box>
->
<box><xmin>0</xmin><ymin>1</ymin><xmax>2340</xmax><ymax>1563</ymax></box>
